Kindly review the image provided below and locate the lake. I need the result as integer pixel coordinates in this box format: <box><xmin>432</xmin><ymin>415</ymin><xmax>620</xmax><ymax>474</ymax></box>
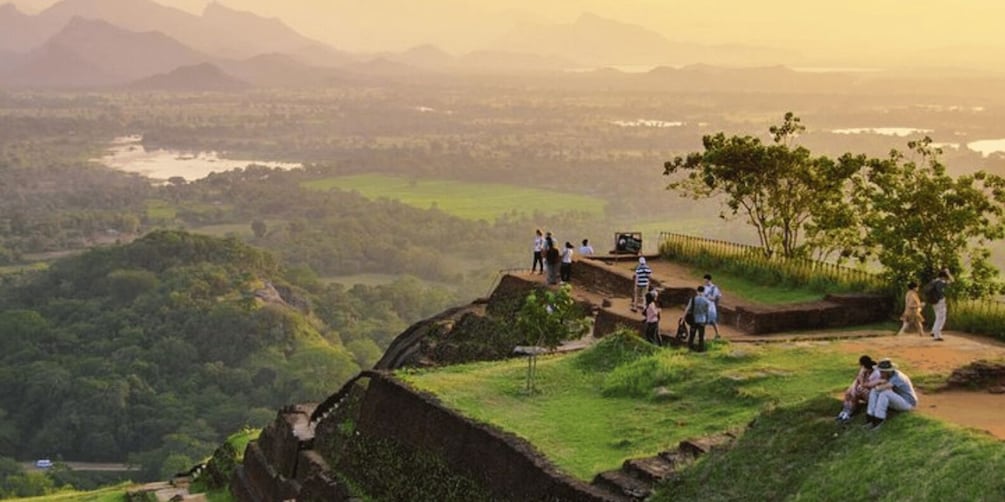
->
<box><xmin>967</xmin><ymin>139</ymin><xmax>1005</xmax><ymax>157</ymax></box>
<box><xmin>97</xmin><ymin>135</ymin><xmax>302</xmax><ymax>182</ymax></box>
<box><xmin>831</xmin><ymin>127</ymin><xmax>932</xmax><ymax>137</ymax></box>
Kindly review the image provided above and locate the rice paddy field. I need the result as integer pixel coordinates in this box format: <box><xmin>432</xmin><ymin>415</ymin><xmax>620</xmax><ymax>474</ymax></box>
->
<box><xmin>301</xmin><ymin>174</ymin><xmax>607</xmax><ymax>221</ymax></box>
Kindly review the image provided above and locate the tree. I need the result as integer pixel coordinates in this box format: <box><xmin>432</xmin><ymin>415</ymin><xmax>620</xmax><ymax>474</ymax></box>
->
<box><xmin>663</xmin><ymin>113</ymin><xmax>862</xmax><ymax>258</ymax></box>
<box><xmin>851</xmin><ymin>138</ymin><xmax>1005</xmax><ymax>297</ymax></box>
<box><xmin>515</xmin><ymin>285</ymin><xmax>589</xmax><ymax>393</ymax></box>
<box><xmin>251</xmin><ymin>219</ymin><xmax>267</xmax><ymax>239</ymax></box>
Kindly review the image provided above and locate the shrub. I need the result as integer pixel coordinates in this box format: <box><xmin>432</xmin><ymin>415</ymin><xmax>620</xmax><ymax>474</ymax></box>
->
<box><xmin>574</xmin><ymin>328</ymin><xmax>657</xmax><ymax>373</ymax></box>
<box><xmin>601</xmin><ymin>353</ymin><xmax>692</xmax><ymax>398</ymax></box>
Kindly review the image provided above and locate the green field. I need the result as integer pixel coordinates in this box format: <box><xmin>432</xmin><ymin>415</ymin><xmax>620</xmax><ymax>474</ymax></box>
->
<box><xmin>302</xmin><ymin>174</ymin><xmax>607</xmax><ymax>221</ymax></box>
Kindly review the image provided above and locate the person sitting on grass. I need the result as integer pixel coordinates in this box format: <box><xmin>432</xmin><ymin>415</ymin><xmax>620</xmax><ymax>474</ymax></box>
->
<box><xmin>835</xmin><ymin>355</ymin><xmax>882</xmax><ymax>424</ymax></box>
<box><xmin>865</xmin><ymin>358</ymin><xmax>918</xmax><ymax>430</ymax></box>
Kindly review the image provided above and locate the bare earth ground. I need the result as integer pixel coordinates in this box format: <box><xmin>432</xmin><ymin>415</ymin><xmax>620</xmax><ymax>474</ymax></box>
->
<box><xmin>522</xmin><ymin>257</ymin><xmax>1005</xmax><ymax>440</ymax></box>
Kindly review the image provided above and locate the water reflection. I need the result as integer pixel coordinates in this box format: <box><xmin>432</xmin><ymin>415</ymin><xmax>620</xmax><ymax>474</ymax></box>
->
<box><xmin>97</xmin><ymin>136</ymin><xmax>301</xmax><ymax>182</ymax></box>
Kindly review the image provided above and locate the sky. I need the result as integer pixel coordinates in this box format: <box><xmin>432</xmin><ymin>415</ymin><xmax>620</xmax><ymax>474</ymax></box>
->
<box><xmin>11</xmin><ymin>0</ymin><xmax>1005</xmax><ymax>57</ymax></box>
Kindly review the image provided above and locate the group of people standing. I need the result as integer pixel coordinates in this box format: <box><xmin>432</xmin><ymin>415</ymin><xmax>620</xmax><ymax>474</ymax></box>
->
<box><xmin>532</xmin><ymin>229</ymin><xmax>594</xmax><ymax>285</ymax></box>
<box><xmin>631</xmin><ymin>256</ymin><xmax>722</xmax><ymax>352</ymax></box>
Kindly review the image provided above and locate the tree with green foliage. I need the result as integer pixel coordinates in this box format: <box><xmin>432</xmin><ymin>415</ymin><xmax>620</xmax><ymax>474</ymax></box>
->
<box><xmin>251</xmin><ymin>219</ymin><xmax>267</xmax><ymax>239</ymax></box>
<box><xmin>515</xmin><ymin>285</ymin><xmax>588</xmax><ymax>393</ymax></box>
<box><xmin>663</xmin><ymin>113</ymin><xmax>863</xmax><ymax>259</ymax></box>
<box><xmin>851</xmin><ymin>138</ymin><xmax>1005</xmax><ymax>297</ymax></box>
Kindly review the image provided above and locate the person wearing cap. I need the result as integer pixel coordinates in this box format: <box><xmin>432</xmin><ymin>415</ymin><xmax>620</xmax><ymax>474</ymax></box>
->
<box><xmin>865</xmin><ymin>358</ymin><xmax>918</xmax><ymax>429</ymax></box>
<box><xmin>835</xmin><ymin>355</ymin><xmax>882</xmax><ymax>423</ymax></box>
<box><xmin>631</xmin><ymin>257</ymin><xmax>653</xmax><ymax>312</ymax></box>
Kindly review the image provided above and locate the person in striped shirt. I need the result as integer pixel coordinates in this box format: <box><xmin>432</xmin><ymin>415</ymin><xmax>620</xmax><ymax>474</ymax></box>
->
<box><xmin>632</xmin><ymin>257</ymin><xmax>653</xmax><ymax>312</ymax></box>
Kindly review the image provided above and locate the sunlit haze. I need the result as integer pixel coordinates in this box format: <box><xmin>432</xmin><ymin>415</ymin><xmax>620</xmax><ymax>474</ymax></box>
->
<box><xmin>11</xmin><ymin>0</ymin><xmax>1005</xmax><ymax>68</ymax></box>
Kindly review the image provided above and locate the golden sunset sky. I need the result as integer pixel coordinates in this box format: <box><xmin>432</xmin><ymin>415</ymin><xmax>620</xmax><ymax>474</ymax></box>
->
<box><xmin>13</xmin><ymin>0</ymin><xmax>1005</xmax><ymax>58</ymax></box>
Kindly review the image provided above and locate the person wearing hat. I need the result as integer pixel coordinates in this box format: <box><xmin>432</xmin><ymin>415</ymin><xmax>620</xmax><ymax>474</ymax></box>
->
<box><xmin>865</xmin><ymin>358</ymin><xmax>918</xmax><ymax>429</ymax></box>
<box><xmin>631</xmin><ymin>257</ymin><xmax>653</xmax><ymax>312</ymax></box>
<box><xmin>835</xmin><ymin>355</ymin><xmax>882</xmax><ymax>423</ymax></box>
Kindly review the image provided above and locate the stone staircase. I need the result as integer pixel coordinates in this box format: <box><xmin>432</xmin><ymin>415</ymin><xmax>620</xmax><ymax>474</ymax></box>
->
<box><xmin>591</xmin><ymin>433</ymin><xmax>737</xmax><ymax>500</ymax></box>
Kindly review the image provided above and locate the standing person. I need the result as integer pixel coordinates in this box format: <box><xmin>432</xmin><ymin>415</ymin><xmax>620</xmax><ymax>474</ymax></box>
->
<box><xmin>924</xmin><ymin>269</ymin><xmax>953</xmax><ymax>341</ymax></box>
<box><xmin>531</xmin><ymin>229</ymin><xmax>544</xmax><ymax>274</ymax></box>
<box><xmin>685</xmin><ymin>286</ymin><xmax>711</xmax><ymax>352</ymax></box>
<box><xmin>836</xmin><ymin>355</ymin><xmax>883</xmax><ymax>423</ymax></box>
<box><xmin>542</xmin><ymin>232</ymin><xmax>556</xmax><ymax>282</ymax></box>
<box><xmin>702</xmin><ymin>274</ymin><xmax>722</xmax><ymax>340</ymax></box>
<box><xmin>896</xmin><ymin>281</ymin><xmax>926</xmax><ymax>336</ymax></box>
<box><xmin>560</xmin><ymin>242</ymin><xmax>574</xmax><ymax>283</ymax></box>
<box><xmin>579</xmin><ymin>239</ymin><xmax>595</xmax><ymax>256</ymax></box>
<box><xmin>545</xmin><ymin>238</ymin><xmax>561</xmax><ymax>285</ymax></box>
<box><xmin>865</xmin><ymin>358</ymin><xmax>918</xmax><ymax>430</ymax></box>
<box><xmin>643</xmin><ymin>291</ymin><xmax>661</xmax><ymax>346</ymax></box>
<box><xmin>631</xmin><ymin>257</ymin><xmax>653</xmax><ymax>312</ymax></box>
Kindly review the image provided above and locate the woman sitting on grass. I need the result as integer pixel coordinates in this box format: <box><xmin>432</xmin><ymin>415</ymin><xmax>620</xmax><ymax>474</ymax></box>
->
<box><xmin>835</xmin><ymin>355</ymin><xmax>882</xmax><ymax>424</ymax></box>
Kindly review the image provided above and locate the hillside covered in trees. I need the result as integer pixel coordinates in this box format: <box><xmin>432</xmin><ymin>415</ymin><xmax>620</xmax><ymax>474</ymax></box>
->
<box><xmin>0</xmin><ymin>230</ymin><xmax>456</xmax><ymax>479</ymax></box>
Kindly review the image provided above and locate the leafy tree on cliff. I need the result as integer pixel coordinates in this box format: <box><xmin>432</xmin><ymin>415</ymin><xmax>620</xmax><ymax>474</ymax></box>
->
<box><xmin>663</xmin><ymin>113</ymin><xmax>863</xmax><ymax>259</ymax></box>
<box><xmin>515</xmin><ymin>285</ymin><xmax>588</xmax><ymax>393</ymax></box>
<box><xmin>851</xmin><ymin>138</ymin><xmax>1005</xmax><ymax>297</ymax></box>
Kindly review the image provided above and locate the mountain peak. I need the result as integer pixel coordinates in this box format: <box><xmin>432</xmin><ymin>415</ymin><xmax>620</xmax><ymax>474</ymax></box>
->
<box><xmin>0</xmin><ymin>3</ymin><xmax>24</xmax><ymax>15</ymax></box>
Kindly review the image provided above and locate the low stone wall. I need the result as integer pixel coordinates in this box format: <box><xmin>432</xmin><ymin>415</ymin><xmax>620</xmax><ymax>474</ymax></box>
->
<box><xmin>717</xmin><ymin>294</ymin><xmax>893</xmax><ymax>335</ymax></box>
<box><xmin>570</xmin><ymin>259</ymin><xmax>638</xmax><ymax>297</ymax></box>
<box><xmin>355</xmin><ymin>373</ymin><xmax>619</xmax><ymax>501</ymax></box>
<box><xmin>594</xmin><ymin>308</ymin><xmax>644</xmax><ymax>339</ymax></box>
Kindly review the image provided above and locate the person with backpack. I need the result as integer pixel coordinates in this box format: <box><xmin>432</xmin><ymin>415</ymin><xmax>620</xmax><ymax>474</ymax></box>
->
<box><xmin>685</xmin><ymin>286</ymin><xmax>711</xmax><ymax>352</ymax></box>
<box><xmin>896</xmin><ymin>281</ymin><xmax>926</xmax><ymax>336</ymax></box>
<box><xmin>923</xmin><ymin>269</ymin><xmax>953</xmax><ymax>341</ymax></box>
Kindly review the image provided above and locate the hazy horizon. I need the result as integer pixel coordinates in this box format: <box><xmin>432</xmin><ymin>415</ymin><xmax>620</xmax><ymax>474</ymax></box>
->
<box><xmin>9</xmin><ymin>0</ymin><xmax>1005</xmax><ymax>68</ymax></box>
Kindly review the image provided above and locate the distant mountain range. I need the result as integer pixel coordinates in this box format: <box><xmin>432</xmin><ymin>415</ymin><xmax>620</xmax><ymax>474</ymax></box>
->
<box><xmin>488</xmin><ymin>12</ymin><xmax>796</xmax><ymax>68</ymax></box>
<box><xmin>0</xmin><ymin>0</ymin><xmax>954</xmax><ymax>90</ymax></box>
<box><xmin>128</xmin><ymin>62</ymin><xmax>250</xmax><ymax>91</ymax></box>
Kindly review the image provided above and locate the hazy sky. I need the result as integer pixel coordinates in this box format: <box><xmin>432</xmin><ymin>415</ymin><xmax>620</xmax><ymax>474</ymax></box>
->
<box><xmin>12</xmin><ymin>0</ymin><xmax>1005</xmax><ymax>56</ymax></box>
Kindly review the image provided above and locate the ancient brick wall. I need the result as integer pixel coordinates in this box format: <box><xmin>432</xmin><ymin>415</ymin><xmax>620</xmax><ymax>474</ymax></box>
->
<box><xmin>355</xmin><ymin>374</ymin><xmax>618</xmax><ymax>502</ymax></box>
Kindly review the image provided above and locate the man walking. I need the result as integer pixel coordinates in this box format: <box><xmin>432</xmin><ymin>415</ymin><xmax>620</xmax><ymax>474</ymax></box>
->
<box><xmin>631</xmin><ymin>257</ymin><xmax>652</xmax><ymax>312</ymax></box>
<box><xmin>925</xmin><ymin>268</ymin><xmax>953</xmax><ymax>341</ymax></box>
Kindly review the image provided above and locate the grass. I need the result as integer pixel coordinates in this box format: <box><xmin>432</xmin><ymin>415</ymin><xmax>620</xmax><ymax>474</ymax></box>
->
<box><xmin>144</xmin><ymin>199</ymin><xmax>175</xmax><ymax>221</ymax></box>
<box><xmin>653</xmin><ymin>395</ymin><xmax>1005</xmax><ymax>501</ymax></box>
<box><xmin>16</xmin><ymin>482</ymin><xmax>130</xmax><ymax>501</ymax></box>
<box><xmin>190</xmin><ymin>220</ymin><xmax>286</xmax><ymax>239</ymax></box>
<box><xmin>400</xmin><ymin>333</ymin><xmax>884</xmax><ymax>480</ymax></box>
<box><xmin>301</xmin><ymin>174</ymin><xmax>607</xmax><ymax>221</ymax></box>
<box><xmin>687</xmin><ymin>269</ymin><xmax>824</xmax><ymax>305</ymax></box>
<box><xmin>0</xmin><ymin>262</ymin><xmax>48</xmax><ymax>276</ymax></box>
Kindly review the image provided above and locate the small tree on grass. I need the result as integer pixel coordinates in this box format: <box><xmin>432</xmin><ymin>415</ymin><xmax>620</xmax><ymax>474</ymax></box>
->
<box><xmin>515</xmin><ymin>285</ymin><xmax>589</xmax><ymax>393</ymax></box>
